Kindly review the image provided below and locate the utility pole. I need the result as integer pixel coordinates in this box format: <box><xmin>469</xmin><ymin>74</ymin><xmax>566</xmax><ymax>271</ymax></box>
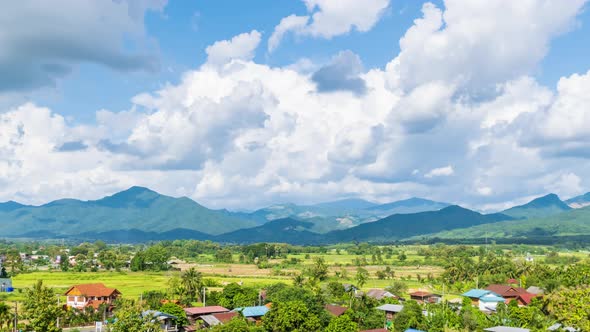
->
<box><xmin>57</xmin><ymin>294</ymin><xmax>60</xmax><ymax>328</ymax></box>
<box><xmin>202</xmin><ymin>287</ymin><xmax>206</xmax><ymax>306</ymax></box>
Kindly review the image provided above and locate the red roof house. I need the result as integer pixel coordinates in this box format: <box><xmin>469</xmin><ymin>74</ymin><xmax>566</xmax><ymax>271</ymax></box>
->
<box><xmin>325</xmin><ymin>304</ymin><xmax>348</xmax><ymax>317</ymax></box>
<box><xmin>64</xmin><ymin>283</ymin><xmax>121</xmax><ymax>311</ymax></box>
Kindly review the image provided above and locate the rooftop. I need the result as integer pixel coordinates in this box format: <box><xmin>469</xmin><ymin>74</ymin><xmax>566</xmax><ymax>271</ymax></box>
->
<box><xmin>64</xmin><ymin>283</ymin><xmax>120</xmax><ymax>297</ymax></box>
<box><xmin>376</xmin><ymin>304</ymin><xmax>404</xmax><ymax>313</ymax></box>
<box><xmin>232</xmin><ymin>306</ymin><xmax>269</xmax><ymax>318</ymax></box>
<box><xmin>184</xmin><ymin>306</ymin><xmax>229</xmax><ymax>316</ymax></box>
<box><xmin>484</xmin><ymin>327</ymin><xmax>530</xmax><ymax>332</ymax></box>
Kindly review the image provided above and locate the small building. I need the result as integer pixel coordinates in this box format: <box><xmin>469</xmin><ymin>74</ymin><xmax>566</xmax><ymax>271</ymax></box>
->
<box><xmin>142</xmin><ymin>310</ymin><xmax>179</xmax><ymax>331</ymax></box>
<box><xmin>325</xmin><ymin>304</ymin><xmax>348</xmax><ymax>317</ymax></box>
<box><xmin>200</xmin><ymin>312</ymin><xmax>239</xmax><ymax>328</ymax></box>
<box><xmin>484</xmin><ymin>326</ymin><xmax>530</xmax><ymax>332</ymax></box>
<box><xmin>462</xmin><ymin>289</ymin><xmax>505</xmax><ymax>311</ymax></box>
<box><xmin>485</xmin><ymin>284</ymin><xmax>536</xmax><ymax>306</ymax></box>
<box><xmin>64</xmin><ymin>283</ymin><xmax>121</xmax><ymax>311</ymax></box>
<box><xmin>0</xmin><ymin>278</ymin><xmax>13</xmax><ymax>292</ymax></box>
<box><xmin>184</xmin><ymin>306</ymin><xmax>229</xmax><ymax>325</ymax></box>
<box><xmin>409</xmin><ymin>291</ymin><xmax>441</xmax><ymax>304</ymax></box>
<box><xmin>376</xmin><ymin>304</ymin><xmax>403</xmax><ymax>321</ymax></box>
<box><xmin>366</xmin><ymin>289</ymin><xmax>397</xmax><ymax>301</ymax></box>
<box><xmin>232</xmin><ymin>306</ymin><xmax>269</xmax><ymax>322</ymax></box>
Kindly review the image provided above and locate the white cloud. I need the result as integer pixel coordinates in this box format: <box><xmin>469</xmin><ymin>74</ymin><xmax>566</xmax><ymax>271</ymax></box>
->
<box><xmin>205</xmin><ymin>30</ymin><xmax>262</xmax><ymax>66</ymax></box>
<box><xmin>386</xmin><ymin>0</ymin><xmax>586</xmax><ymax>92</ymax></box>
<box><xmin>268</xmin><ymin>0</ymin><xmax>390</xmax><ymax>52</ymax></box>
<box><xmin>268</xmin><ymin>15</ymin><xmax>309</xmax><ymax>53</ymax></box>
<box><xmin>424</xmin><ymin>166</ymin><xmax>454</xmax><ymax>178</ymax></box>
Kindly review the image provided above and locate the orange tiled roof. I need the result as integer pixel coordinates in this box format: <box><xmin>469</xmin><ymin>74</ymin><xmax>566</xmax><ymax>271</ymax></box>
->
<box><xmin>64</xmin><ymin>283</ymin><xmax>120</xmax><ymax>297</ymax></box>
<box><xmin>325</xmin><ymin>304</ymin><xmax>348</xmax><ymax>316</ymax></box>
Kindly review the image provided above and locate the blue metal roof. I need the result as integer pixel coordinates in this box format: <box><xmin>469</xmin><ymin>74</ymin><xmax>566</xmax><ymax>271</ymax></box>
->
<box><xmin>142</xmin><ymin>310</ymin><xmax>178</xmax><ymax>320</ymax></box>
<box><xmin>405</xmin><ymin>329</ymin><xmax>426</xmax><ymax>332</ymax></box>
<box><xmin>479</xmin><ymin>295</ymin><xmax>506</xmax><ymax>302</ymax></box>
<box><xmin>232</xmin><ymin>306</ymin><xmax>269</xmax><ymax>317</ymax></box>
<box><xmin>462</xmin><ymin>289</ymin><xmax>493</xmax><ymax>298</ymax></box>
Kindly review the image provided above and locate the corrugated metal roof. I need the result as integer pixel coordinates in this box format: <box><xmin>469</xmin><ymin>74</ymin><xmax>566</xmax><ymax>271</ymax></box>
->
<box><xmin>480</xmin><ymin>295</ymin><xmax>506</xmax><ymax>302</ymax></box>
<box><xmin>462</xmin><ymin>289</ymin><xmax>493</xmax><ymax>298</ymax></box>
<box><xmin>376</xmin><ymin>304</ymin><xmax>404</xmax><ymax>313</ymax></box>
<box><xmin>232</xmin><ymin>306</ymin><xmax>269</xmax><ymax>317</ymax></box>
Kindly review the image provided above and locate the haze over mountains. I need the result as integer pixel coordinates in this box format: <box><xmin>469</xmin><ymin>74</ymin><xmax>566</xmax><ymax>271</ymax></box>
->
<box><xmin>0</xmin><ymin>186</ymin><xmax>589</xmax><ymax>244</ymax></box>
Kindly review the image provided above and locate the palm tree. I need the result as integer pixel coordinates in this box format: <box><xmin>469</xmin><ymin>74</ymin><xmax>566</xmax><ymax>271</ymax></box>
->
<box><xmin>181</xmin><ymin>268</ymin><xmax>203</xmax><ymax>303</ymax></box>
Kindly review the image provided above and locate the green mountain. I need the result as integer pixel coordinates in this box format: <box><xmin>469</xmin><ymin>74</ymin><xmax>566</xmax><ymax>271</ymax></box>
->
<box><xmin>216</xmin><ymin>218</ymin><xmax>323</xmax><ymax>245</ymax></box>
<box><xmin>566</xmin><ymin>192</ymin><xmax>590</xmax><ymax>208</ymax></box>
<box><xmin>501</xmin><ymin>194</ymin><xmax>571</xmax><ymax>219</ymax></box>
<box><xmin>0</xmin><ymin>186</ymin><xmax>256</xmax><ymax>237</ymax></box>
<box><xmin>424</xmin><ymin>205</ymin><xmax>590</xmax><ymax>240</ymax></box>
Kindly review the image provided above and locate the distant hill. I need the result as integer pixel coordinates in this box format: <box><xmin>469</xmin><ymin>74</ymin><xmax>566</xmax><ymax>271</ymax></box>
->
<box><xmin>236</xmin><ymin>197</ymin><xmax>449</xmax><ymax>232</ymax></box>
<box><xmin>501</xmin><ymin>194</ymin><xmax>571</xmax><ymax>219</ymax></box>
<box><xmin>0</xmin><ymin>186</ymin><xmax>256</xmax><ymax>237</ymax></box>
<box><xmin>424</xmin><ymin>205</ymin><xmax>590</xmax><ymax>240</ymax></box>
<box><xmin>215</xmin><ymin>218</ymin><xmax>323</xmax><ymax>245</ymax></box>
<box><xmin>566</xmin><ymin>192</ymin><xmax>590</xmax><ymax>209</ymax></box>
<box><xmin>0</xmin><ymin>201</ymin><xmax>29</xmax><ymax>212</ymax></box>
<box><xmin>364</xmin><ymin>197</ymin><xmax>450</xmax><ymax>216</ymax></box>
<box><xmin>322</xmin><ymin>205</ymin><xmax>513</xmax><ymax>243</ymax></box>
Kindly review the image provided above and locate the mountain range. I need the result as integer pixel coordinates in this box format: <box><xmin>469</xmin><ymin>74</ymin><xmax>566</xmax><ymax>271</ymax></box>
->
<box><xmin>0</xmin><ymin>186</ymin><xmax>589</xmax><ymax>244</ymax></box>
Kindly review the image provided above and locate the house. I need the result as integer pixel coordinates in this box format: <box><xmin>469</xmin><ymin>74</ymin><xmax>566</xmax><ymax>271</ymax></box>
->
<box><xmin>484</xmin><ymin>326</ymin><xmax>530</xmax><ymax>332</ymax></box>
<box><xmin>200</xmin><ymin>312</ymin><xmax>238</xmax><ymax>328</ymax></box>
<box><xmin>184</xmin><ymin>306</ymin><xmax>229</xmax><ymax>325</ymax></box>
<box><xmin>231</xmin><ymin>306</ymin><xmax>269</xmax><ymax>322</ymax></box>
<box><xmin>142</xmin><ymin>310</ymin><xmax>179</xmax><ymax>331</ymax></box>
<box><xmin>360</xmin><ymin>329</ymin><xmax>388</xmax><ymax>332</ymax></box>
<box><xmin>409</xmin><ymin>291</ymin><xmax>441</xmax><ymax>304</ymax></box>
<box><xmin>376</xmin><ymin>304</ymin><xmax>403</xmax><ymax>321</ymax></box>
<box><xmin>64</xmin><ymin>283</ymin><xmax>121</xmax><ymax>311</ymax></box>
<box><xmin>547</xmin><ymin>323</ymin><xmax>579</xmax><ymax>332</ymax></box>
<box><xmin>485</xmin><ymin>284</ymin><xmax>535</xmax><ymax>305</ymax></box>
<box><xmin>325</xmin><ymin>304</ymin><xmax>348</xmax><ymax>317</ymax></box>
<box><xmin>366</xmin><ymin>288</ymin><xmax>397</xmax><ymax>301</ymax></box>
<box><xmin>462</xmin><ymin>289</ymin><xmax>505</xmax><ymax>312</ymax></box>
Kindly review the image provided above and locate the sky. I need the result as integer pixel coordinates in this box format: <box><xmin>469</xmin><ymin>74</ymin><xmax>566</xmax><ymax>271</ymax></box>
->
<box><xmin>1</xmin><ymin>0</ymin><xmax>590</xmax><ymax>212</ymax></box>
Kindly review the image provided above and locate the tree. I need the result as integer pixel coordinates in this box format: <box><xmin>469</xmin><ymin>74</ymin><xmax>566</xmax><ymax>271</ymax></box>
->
<box><xmin>23</xmin><ymin>280</ymin><xmax>62</xmax><ymax>332</ymax></box>
<box><xmin>263</xmin><ymin>300</ymin><xmax>322</xmax><ymax>332</ymax></box>
<box><xmin>546</xmin><ymin>286</ymin><xmax>590</xmax><ymax>330</ymax></box>
<box><xmin>110</xmin><ymin>299</ymin><xmax>161</xmax><ymax>332</ymax></box>
<box><xmin>325</xmin><ymin>314</ymin><xmax>358</xmax><ymax>332</ymax></box>
<box><xmin>159</xmin><ymin>303</ymin><xmax>189</xmax><ymax>327</ymax></box>
<box><xmin>355</xmin><ymin>267</ymin><xmax>369</xmax><ymax>289</ymax></box>
<box><xmin>386</xmin><ymin>281</ymin><xmax>408</xmax><ymax>296</ymax></box>
<box><xmin>181</xmin><ymin>267</ymin><xmax>203</xmax><ymax>303</ymax></box>
<box><xmin>393</xmin><ymin>300</ymin><xmax>423</xmax><ymax>332</ymax></box>
<box><xmin>307</xmin><ymin>257</ymin><xmax>329</xmax><ymax>281</ymax></box>
<box><xmin>0</xmin><ymin>302</ymin><xmax>13</xmax><ymax>331</ymax></box>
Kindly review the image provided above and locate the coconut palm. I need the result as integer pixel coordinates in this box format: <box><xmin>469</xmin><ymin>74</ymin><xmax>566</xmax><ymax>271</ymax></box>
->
<box><xmin>181</xmin><ymin>267</ymin><xmax>203</xmax><ymax>303</ymax></box>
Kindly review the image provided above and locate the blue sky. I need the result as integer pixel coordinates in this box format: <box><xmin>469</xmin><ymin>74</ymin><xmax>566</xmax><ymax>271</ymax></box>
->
<box><xmin>1</xmin><ymin>0</ymin><xmax>590</xmax><ymax>211</ymax></box>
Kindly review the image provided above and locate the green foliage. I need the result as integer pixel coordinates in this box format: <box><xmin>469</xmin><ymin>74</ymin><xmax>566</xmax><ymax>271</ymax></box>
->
<box><xmin>263</xmin><ymin>300</ymin><xmax>322</xmax><ymax>332</ymax></box>
<box><xmin>325</xmin><ymin>314</ymin><xmax>358</xmax><ymax>332</ymax></box>
<box><xmin>210</xmin><ymin>316</ymin><xmax>264</xmax><ymax>332</ymax></box>
<box><xmin>110</xmin><ymin>299</ymin><xmax>161</xmax><ymax>332</ymax></box>
<box><xmin>23</xmin><ymin>280</ymin><xmax>62</xmax><ymax>332</ymax></box>
<box><xmin>307</xmin><ymin>257</ymin><xmax>329</xmax><ymax>281</ymax></box>
<box><xmin>546</xmin><ymin>286</ymin><xmax>590</xmax><ymax>330</ymax></box>
<box><xmin>393</xmin><ymin>300</ymin><xmax>423</xmax><ymax>332</ymax></box>
<box><xmin>159</xmin><ymin>303</ymin><xmax>189</xmax><ymax>327</ymax></box>
<box><xmin>181</xmin><ymin>267</ymin><xmax>203</xmax><ymax>303</ymax></box>
<box><xmin>209</xmin><ymin>283</ymin><xmax>259</xmax><ymax>309</ymax></box>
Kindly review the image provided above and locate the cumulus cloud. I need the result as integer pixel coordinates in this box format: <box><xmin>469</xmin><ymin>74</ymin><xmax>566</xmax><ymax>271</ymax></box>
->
<box><xmin>268</xmin><ymin>0</ymin><xmax>390</xmax><ymax>52</ymax></box>
<box><xmin>0</xmin><ymin>0</ymin><xmax>166</xmax><ymax>92</ymax></box>
<box><xmin>386</xmin><ymin>0</ymin><xmax>586</xmax><ymax>93</ymax></box>
<box><xmin>311</xmin><ymin>50</ymin><xmax>367</xmax><ymax>95</ymax></box>
<box><xmin>1</xmin><ymin>0</ymin><xmax>590</xmax><ymax>212</ymax></box>
<box><xmin>205</xmin><ymin>30</ymin><xmax>262</xmax><ymax>66</ymax></box>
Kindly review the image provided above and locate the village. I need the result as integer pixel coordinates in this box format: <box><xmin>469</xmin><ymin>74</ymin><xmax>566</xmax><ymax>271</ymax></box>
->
<box><xmin>0</xmin><ymin>241</ymin><xmax>587</xmax><ymax>331</ymax></box>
